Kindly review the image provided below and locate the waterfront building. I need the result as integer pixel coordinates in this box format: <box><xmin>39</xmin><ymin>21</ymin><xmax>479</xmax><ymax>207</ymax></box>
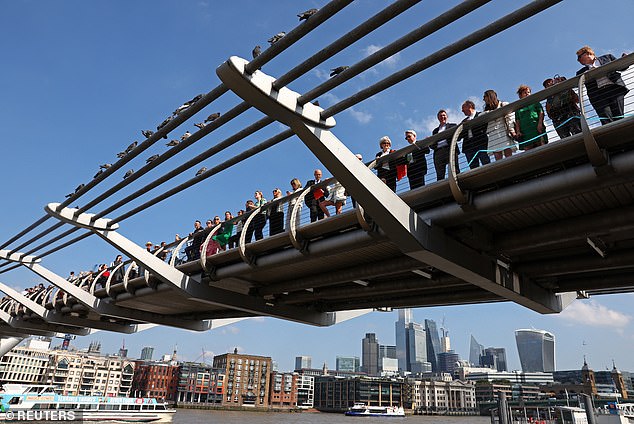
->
<box><xmin>437</xmin><ymin>351</ymin><xmax>460</xmax><ymax>375</ymax></box>
<box><xmin>361</xmin><ymin>333</ymin><xmax>379</xmax><ymax>376</ymax></box>
<box><xmin>465</xmin><ymin>370</ymin><xmax>554</xmax><ymax>385</ymax></box>
<box><xmin>296</xmin><ymin>374</ymin><xmax>314</xmax><ymax>408</ymax></box>
<box><xmin>175</xmin><ymin>362</ymin><xmax>224</xmax><ymax>403</ymax></box>
<box><xmin>212</xmin><ymin>351</ymin><xmax>271</xmax><ymax>407</ymax></box>
<box><xmin>140</xmin><ymin>346</ymin><xmax>154</xmax><ymax>361</ymax></box>
<box><xmin>515</xmin><ymin>329</ymin><xmax>555</xmax><ymax>372</ymax></box>
<box><xmin>469</xmin><ymin>335</ymin><xmax>484</xmax><ymax>366</ymax></box>
<box><xmin>475</xmin><ymin>381</ymin><xmax>540</xmax><ymax>403</ymax></box>
<box><xmin>424</xmin><ymin>319</ymin><xmax>442</xmax><ymax>372</ymax></box>
<box><xmin>621</xmin><ymin>371</ymin><xmax>634</xmax><ymax>394</ymax></box>
<box><xmin>548</xmin><ymin>360</ymin><xmax>629</xmax><ymax>400</ymax></box>
<box><xmin>454</xmin><ymin>365</ymin><xmax>500</xmax><ymax>381</ymax></box>
<box><xmin>269</xmin><ymin>371</ymin><xmax>298</xmax><ymax>407</ymax></box>
<box><xmin>131</xmin><ymin>361</ymin><xmax>179</xmax><ymax>401</ymax></box>
<box><xmin>410</xmin><ymin>377</ymin><xmax>477</xmax><ymax>414</ymax></box>
<box><xmin>44</xmin><ymin>349</ymin><xmax>134</xmax><ymax>396</ymax></box>
<box><xmin>294</xmin><ymin>355</ymin><xmax>311</xmax><ymax>371</ymax></box>
<box><xmin>0</xmin><ymin>338</ymin><xmax>50</xmax><ymax>384</ymax></box>
<box><xmin>314</xmin><ymin>375</ymin><xmax>404</xmax><ymax>412</ymax></box>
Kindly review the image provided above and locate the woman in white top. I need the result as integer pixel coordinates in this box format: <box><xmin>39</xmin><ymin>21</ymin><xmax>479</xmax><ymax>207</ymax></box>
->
<box><xmin>483</xmin><ymin>89</ymin><xmax>517</xmax><ymax>161</ymax></box>
<box><xmin>286</xmin><ymin>178</ymin><xmax>303</xmax><ymax>227</ymax></box>
<box><xmin>319</xmin><ymin>181</ymin><xmax>347</xmax><ymax>217</ymax></box>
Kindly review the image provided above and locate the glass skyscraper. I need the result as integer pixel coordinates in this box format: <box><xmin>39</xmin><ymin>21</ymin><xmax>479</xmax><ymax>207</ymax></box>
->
<box><xmin>469</xmin><ymin>335</ymin><xmax>484</xmax><ymax>366</ymax></box>
<box><xmin>295</xmin><ymin>355</ymin><xmax>312</xmax><ymax>371</ymax></box>
<box><xmin>395</xmin><ymin>309</ymin><xmax>429</xmax><ymax>374</ymax></box>
<box><xmin>424</xmin><ymin>319</ymin><xmax>442</xmax><ymax>372</ymax></box>
<box><xmin>515</xmin><ymin>329</ymin><xmax>556</xmax><ymax>372</ymax></box>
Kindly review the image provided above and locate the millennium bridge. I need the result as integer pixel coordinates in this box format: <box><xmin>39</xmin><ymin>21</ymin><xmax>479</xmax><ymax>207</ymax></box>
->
<box><xmin>1</xmin><ymin>0</ymin><xmax>633</xmax><ymax>355</ymax></box>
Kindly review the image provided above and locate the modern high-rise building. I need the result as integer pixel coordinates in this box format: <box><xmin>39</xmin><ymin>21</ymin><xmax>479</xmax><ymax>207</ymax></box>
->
<box><xmin>378</xmin><ymin>345</ymin><xmax>396</xmax><ymax>362</ymax></box>
<box><xmin>361</xmin><ymin>333</ymin><xmax>379</xmax><ymax>376</ymax></box>
<box><xmin>336</xmin><ymin>356</ymin><xmax>360</xmax><ymax>372</ymax></box>
<box><xmin>482</xmin><ymin>347</ymin><xmax>508</xmax><ymax>372</ymax></box>
<box><xmin>140</xmin><ymin>346</ymin><xmax>154</xmax><ymax>361</ymax></box>
<box><xmin>469</xmin><ymin>335</ymin><xmax>484</xmax><ymax>366</ymax></box>
<box><xmin>295</xmin><ymin>355</ymin><xmax>312</xmax><ymax>371</ymax></box>
<box><xmin>395</xmin><ymin>309</ymin><xmax>429</xmax><ymax>374</ymax></box>
<box><xmin>395</xmin><ymin>309</ymin><xmax>411</xmax><ymax>372</ymax></box>
<box><xmin>424</xmin><ymin>319</ymin><xmax>442</xmax><ymax>372</ymax></box>
<box><xmin>515</xmin><ymin>329</ymin><xmax>555</xmax><ymax>372</ymax></box>
<box><xmin>437</xmin><ymin>350</ymin><xmax>461</xmax><ymax>375</ymax></box>
<box><xmin>407</xmin><ymin>322</ymin><xmax>429</xmax><ymax>373</ymax></box>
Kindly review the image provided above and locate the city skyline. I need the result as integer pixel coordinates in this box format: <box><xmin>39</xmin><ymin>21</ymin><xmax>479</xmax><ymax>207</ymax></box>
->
<box><xmin>1</xmin><ymin>0</ymin><xmax>633</xmax><ymax>373</ymax></box>
<box><xmin>44</xmin><ymin>306</ymin><xmax>623</xmax><ymax>375</ymax></box>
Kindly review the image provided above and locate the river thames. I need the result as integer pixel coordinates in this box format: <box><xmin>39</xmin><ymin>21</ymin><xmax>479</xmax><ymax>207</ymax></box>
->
<box><xmin>172</xmin><ymin>409</ymin><xmax>491</xmax><ymax>423</ymax></box>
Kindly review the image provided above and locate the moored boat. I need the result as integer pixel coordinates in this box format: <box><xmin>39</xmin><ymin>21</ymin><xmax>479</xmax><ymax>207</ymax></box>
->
<box><xmin>0</xmin><ymin>384</ymin><xmax>175</xmax><ymax>422</ymax></box>
<box><xmin>345</xmin><ymin>402</ymin><xmax>405</xmax><ymax>417</ymax></box>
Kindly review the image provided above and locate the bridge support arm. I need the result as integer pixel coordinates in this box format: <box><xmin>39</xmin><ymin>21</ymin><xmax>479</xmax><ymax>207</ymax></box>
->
<box><xmin>0</xmin><ymin>336</ymin><xmax>26</xmax><ymax>356</ymax></box>
<box><xmin>217</xmin><ymin>55</ymin><xmax>572</xmax><ymax>314</ymax></box>
<box><xmin>42</xmin><ymin>205</ymin><xmax>363</xmax><ymax>327</ymax></box>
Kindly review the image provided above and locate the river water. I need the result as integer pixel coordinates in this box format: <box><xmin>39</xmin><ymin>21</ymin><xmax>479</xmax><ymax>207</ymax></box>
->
<box><xmin>173</xmin><ymin>409</ymin><xmax>491</xmax><ymax>424</ymax></box>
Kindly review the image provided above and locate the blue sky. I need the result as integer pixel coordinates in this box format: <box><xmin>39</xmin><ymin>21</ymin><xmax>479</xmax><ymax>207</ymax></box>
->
<box><xmin>1</xmin><ymin>0</ymin><xmax>633</xmax><ymax>373</ymax></box>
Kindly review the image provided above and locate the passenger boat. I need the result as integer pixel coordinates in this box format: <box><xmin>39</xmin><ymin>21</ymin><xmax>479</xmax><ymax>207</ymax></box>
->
<box><xmin>0</xmin><ymin>384</ymin><xmax>175</xmax><ymax>422</ymax></box>
<box><xmin>345</xmin><ymin>402</ymin><xmax>405</xmax><ymax>417</ymax></box>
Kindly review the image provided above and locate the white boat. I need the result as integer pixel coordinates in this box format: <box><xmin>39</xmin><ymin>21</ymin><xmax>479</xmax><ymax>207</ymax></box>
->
<box><xmin>345</xmin><ymin>402</ymin><xmax>405</xmax><ymax>417</ymax></box>
<box><xmin>0</xmin><ymin>384</ymin><xmax>175</xmax><ymax>422</ymax></box>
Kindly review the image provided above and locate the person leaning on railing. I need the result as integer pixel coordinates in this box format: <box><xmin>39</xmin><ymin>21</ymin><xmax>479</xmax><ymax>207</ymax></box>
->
<box><xmin>431</xmin><ymin>109</ymin><xmax>459</xmax><ymax>181</ymax></box>
<box><xmin>543</xmin><ymin>76</ymin><xmax>582</xmax><ymax>139</ymax></box>
<box><xmin>483</xmin><ymin>89</ymin><xmax>517</xmax><ymax>161</ymax></box>
<box><xmin>514</xmin><ymin>85</ymin><xmax>548</xmax><ymax>150</ymax></box>
<box><xmin>269</xmin><ymin>188</ymin><xmax>285</xmax><ymax>236</ymax></box>
<box><xmin>375</xmin><ymin>136</ymin><xmax>398</xmax><ymax>191</ymax></box>
<box><xmin>576</xmin><ymin>45</ymin><xmax>629</xmax><ymax>126</ymax></box>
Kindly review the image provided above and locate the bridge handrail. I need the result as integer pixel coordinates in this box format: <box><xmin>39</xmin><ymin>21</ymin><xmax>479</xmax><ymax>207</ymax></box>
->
<box><xmin>376</xmin><ymin>52</ymin><xmax>634</xmax><ymax>167</ymax></box>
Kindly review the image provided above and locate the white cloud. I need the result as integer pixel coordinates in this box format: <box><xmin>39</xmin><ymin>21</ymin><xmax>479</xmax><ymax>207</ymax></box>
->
<box><xmin>348</xmin><ymin>107</ymin><xmax>372</xmax><ymax>124</ymax></box>
<box><xmin>559</xmin><ymin>301</ymin><xmax>631</xmax><ymax>329</ymax></box>
<box><xmin>319</xmin><ymin>92</ymin><xmax>340</xmax><ymax>106</ymax></box>
<box><xmin>313</xmin><ymin>68</ymin><xmax>330</xmax><ymax>81</ymax></box>
<box><xmin>363</xmin><ymin>44</ymin><xmax>400</xmax><ymax>68</ymax></box>
<box><xmin>220</xmin><ymin>326</ymin><xmax>240</xmax><ymax>335</ymax></box>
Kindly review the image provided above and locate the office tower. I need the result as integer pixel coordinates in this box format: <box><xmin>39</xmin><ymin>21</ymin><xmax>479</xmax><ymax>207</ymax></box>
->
<box><xmin>424</xmin><ymin>319</ymin><xmax>442</xmax><ymax>372</ymax></box>
<box><xmin>295</xmin><ymin>355</ymin><xmax>312</xmax><ymax>371</ymax></box>
<box><xmin>407</xmin><ymin>321</ymin><xmax>428</xmax><ymax>373</ymax></box>
<box><xmin>378</xmin><ymin>345</ymin><xmax>396</xmax><ymax>374</ymax></box>
<box><xmin>437</xmin><ymin>350</ymin><xmax>460</xmax><ymax>375</ymax></box>
<box><xmin>469</xmin><ymin>335</ymin><xmax>484</xmax><ymax>366</ymax></box>
<box><xmin>515</xmin><ymin>329</ymin><xmax>556</xmax><ymax>372</ymax></box>
<box><xmin>361</xmin><ymin>333</ymin><xmax>379</xmax><ymax>376</ymax></box>
<box><xmin>395</xmin><ymin>309</ymin><xmax>411</xmax><ymax>372</ymax></box>
<box><xmin>395</xmin><ymin>309</ymin><xmax>429</xmax><ymax>373</ymax></box>
<box><xmin>336</xmin><ymin>356</ymin><xmax>360</xmax><ymax>372</ymax></box>
<box><xmin>379</xmin><ymin>345</ymin><xmax>396</xmax><ymax>361</ymax></box>
<box><xmin>140</xmin><ymin>346</ymin><xmax>154</xmax><ymax>361</ymax></box>
<box><xmin>482</xmin><ymin>347</ymin><xmax>508</xmax><ymax>372</ymax></box>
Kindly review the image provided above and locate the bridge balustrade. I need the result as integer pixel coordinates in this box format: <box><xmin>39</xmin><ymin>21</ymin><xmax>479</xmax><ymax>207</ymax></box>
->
<box><xmin>60</xmin><ymin>55</ymin><xmax>634</xmax><ymax>308</ymax></box>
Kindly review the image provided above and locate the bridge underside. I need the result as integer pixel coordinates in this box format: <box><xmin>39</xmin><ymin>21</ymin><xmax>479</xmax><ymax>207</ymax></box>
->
<box><xmin>95</xmin><ymin>116</ymin><xmax>634</xmax><ymax>319</ymax></box>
